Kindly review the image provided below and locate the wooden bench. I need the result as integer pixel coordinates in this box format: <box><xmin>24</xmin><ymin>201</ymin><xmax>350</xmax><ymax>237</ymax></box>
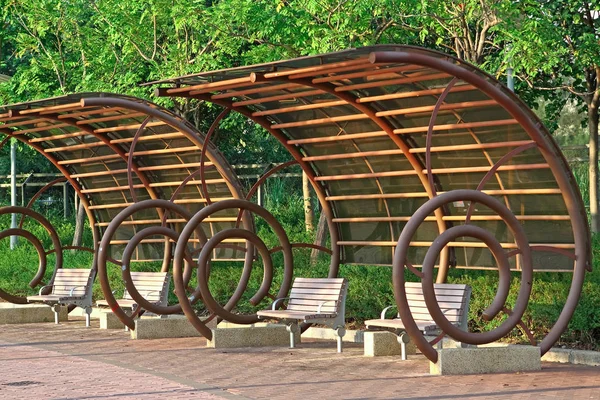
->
<box><xmin>97</xmin><ymin>272</ymin><xmax>170</xmax><ymax>327</ymax></box>
<box><xmin>27</xmin><ymin>268</ymin><xmax>96</xmax><ymax>327</ymax></box>
<box><xmin>257</xmin><ymin>277</ymin><xmax>347</xmax><ymax>352</ymax></box>
<box><xmin>365</xmin><ymin>282</ymin><xmax>471</xmax><ymax>360</ymax></box>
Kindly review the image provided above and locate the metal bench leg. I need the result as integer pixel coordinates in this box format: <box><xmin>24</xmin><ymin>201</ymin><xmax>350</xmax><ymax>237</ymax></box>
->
<box><xmin>286</xmin><ymin>323</ymin><xmax>298</xmax><ymax>349</ymax></box>
<box><xmin>335</xmin><ymin>327</ymin><xmax>346</xmax><ymax>353</ymax></box>
<box><xmin>398</xmin><ymin>332</ymin><xmax>411</xmax><ymax>361</ymax></box>
<box><xmin>84</xmin><ymin>307</ymin><xmax>92</xmax><ymax>327</ymax></box>
<box><xmin>52</xmin><ymin>305</ymin><xmax>61</xmax><ymax>325</ymax></box>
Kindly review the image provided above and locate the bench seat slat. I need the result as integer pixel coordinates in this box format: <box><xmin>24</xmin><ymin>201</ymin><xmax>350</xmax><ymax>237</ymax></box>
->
<box><xmin>405</xmin><ymin>289</ymin><xmax>469</xmax><ymax>297</ymax></box>
<box><xmin>294</xmin><ymin>278</ymin><xmax>344</xmax><ymax>283</ymax></box>
<box><xmin>291</xmin><ymin>284</ymin><xmax>344</xmax><ymax>290</ymax></box>
<box><xmin>288</xmin><ymin>306</ymin><xmax>337</xmax><ymax>312</ymax></box>
<box><xmin>123</xmin><ymin>284</ymin><xmax>166</xmax><ymax>291</ymax></box>
<box><xmin>290</xmin><ymin>288</ymin><xmax>342</xmax><ymax>295</ymax></box>
<box><xmin>257</xmin><ymin>310</ymin><xmax>336</xmax><ymax>319</ymax></box>
<box><xmin>406</xmin><ymin>294</ymin><xmax>464</xmax><ymax>303</ymax></box>
<box><xmin>285</xmin><ymin>293</ymin><xmax>341</xmax><ymax>301</ymax></box>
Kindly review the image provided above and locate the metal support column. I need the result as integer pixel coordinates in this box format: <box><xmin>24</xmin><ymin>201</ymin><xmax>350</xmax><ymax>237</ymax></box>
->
<box><xmin>10</xmin><ymin>139</ymin><xmax>17</xmax><ymax>249</ymax></box>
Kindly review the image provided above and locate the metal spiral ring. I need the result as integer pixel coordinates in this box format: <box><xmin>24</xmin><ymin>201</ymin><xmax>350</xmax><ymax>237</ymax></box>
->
<box><xmin>97</xmin><ymin>199</ymin><xmax>206</xmax><ymax>330</ymax></box>
<box><xmin>0</xmin><ymin>207</ymin><xmax>62</xmax><ymax>304</ymax></box>
<box><xmin>393</xmin><ymin>189</ymin><xmax>533</xmax><ymax>363</ymax></box>
<box><xmin>173</xmin><ymin>199</ymin><xmax>293</xmax><ymax>339</ymax></box>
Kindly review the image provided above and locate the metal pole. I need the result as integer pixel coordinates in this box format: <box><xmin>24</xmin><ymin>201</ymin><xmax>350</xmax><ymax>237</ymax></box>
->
<box><xmin>257</xmin><ymin>176</ymin><xmax>264</xmax><ymax>207</ymax></box>
<box><xmin>506</xmin><ymin>44</ymin><xmax>514</xmax><ymax>92</ymax></box>
<box><xmin>507</xmin><ymin>67</ymin><xmax>514</xmax><ymax>92</ymax></box>
<box><xmin>10</xmin><ymin>139</ymin><xmax>17</xmax><ymax>249</ymax></box>
<box><xmin>63</xmin><ymin>182</ymin><xmax>68</xmax><ymax>218</ymax></box>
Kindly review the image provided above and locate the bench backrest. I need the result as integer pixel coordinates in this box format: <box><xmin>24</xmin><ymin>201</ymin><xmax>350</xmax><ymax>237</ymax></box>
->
<box><xmin>405</xmin><ymin>282</ymin><xmax>471</xmax><ymax>330</ymax></box>
<box><xmin>52</xmin><ymin>268</ymin><xmax>95</xmax><ymax>298</ymax></box>
<box><xmin>123</xmin><ymin>272</ymin><xmax>170</xmax><ymax>305</ymax></box>
<box><xmin>287</xmin><ymin>278</ymin><xmax>347</xmax><ymax>315</ymax></box>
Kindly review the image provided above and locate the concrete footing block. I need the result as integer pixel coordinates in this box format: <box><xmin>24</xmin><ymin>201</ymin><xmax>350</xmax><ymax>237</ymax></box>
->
<box><xmin>542</xmin><ymin>348</ymin><xmax>600</xmax><ymax>366</ymax></box>
<box><xmin>207</xmin><ymin>323</ymin><xmax>301</xmax><ymax>349</ymax></box>
<box><xmin>99</xmin><ymin>310</ymin><xmax>125</xmax><ymax>329</ymax></box>
<box><xmin>430</xmin><ymin>346</ymin><xmax>541</xmax><ymax>375</ymax></box>
<box><xmin>0</xmin><ymin>303</ymin><xmax>67</xmax><ymax>324</ymax></box>
<box><xmin>363</xmin><ymin>331</ymin><xmax>416</xmax><ymax>357</ymax></box>
<box><xmin>130</xmin><ymin>315</ymin><xmax>216</xmax><ymax>340</ymax></box>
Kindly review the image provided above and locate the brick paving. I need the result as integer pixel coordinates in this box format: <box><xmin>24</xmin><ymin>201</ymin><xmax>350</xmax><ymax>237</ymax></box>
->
<box><xmin>0</xmin><ymin>318</ymin><xmax>599</xmax><ymax>399</ymax></box>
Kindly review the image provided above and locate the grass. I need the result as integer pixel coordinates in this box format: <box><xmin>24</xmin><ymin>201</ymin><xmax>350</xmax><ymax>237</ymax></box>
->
<box><xmin>0</xmin><ymin>176</ymin><xmax>598</xmax><ymax>350</ymax></box>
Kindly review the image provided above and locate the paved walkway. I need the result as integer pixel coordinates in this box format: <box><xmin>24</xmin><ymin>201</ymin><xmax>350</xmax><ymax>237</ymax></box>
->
<box><xmin>0</xmin><ymin>319</ymin><xmax>599</xmax><ymax>399</ymax></box>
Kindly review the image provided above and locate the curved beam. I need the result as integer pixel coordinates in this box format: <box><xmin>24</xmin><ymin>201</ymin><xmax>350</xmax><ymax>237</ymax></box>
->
<box><xmin>0</xmin><ymin>128</ymin><xmax>100</xmax><ymax>272</ymax></box>
<box><xmin>370</xmin><ymin>50</ymin><xmax>589</xmax><ymax>357</ymax></box>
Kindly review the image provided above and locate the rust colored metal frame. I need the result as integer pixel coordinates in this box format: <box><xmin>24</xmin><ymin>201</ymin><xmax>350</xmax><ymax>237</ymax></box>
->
<box><xmin>163</xmin><ymin>90</ymin><xmax>342</xmax><ymax>277</ymax></box>
<box><xmin>0</xmin><ymin>206</ymin><xmax>63</xmax><ymax>303</ymax></box>
<box><xmin>173</xmin><ymin>199</ymin><xmax>293</xmax><ymax>338</ymax></box>
<box><xmin>0</xmin><ymin>128</ymin><xmax>101</xmax><ymax>271</ymax></box>
<box><xmin>371</xmin><ymin>50</ymin><xmax>589</xmax><ymax>357</ymax></box>
<box><xmin>18</xmin><ymin>177</ymin><xmax>67</xmax><ymax>228</ymax></box>
<box><xmin>393</xmin><ymin>190</ymin><xmax>533</xmax><ymax>363</ymax></box>
<box><xmin>97</xmin><ymin>199</ymin><xmax>206</xmax><ymax>330</ymax></box>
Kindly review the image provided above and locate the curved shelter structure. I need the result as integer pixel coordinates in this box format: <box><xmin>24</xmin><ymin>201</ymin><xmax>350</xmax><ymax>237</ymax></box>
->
<box><xmin>0</xmin><ymin>93</ymin><xmax>247</xmax><ymax>304</ymax></box>
<box><xmin>150</xmin><ymin>45</ymin><xmax>590</xmax><ymax>275</ymax></box>
<box><xmin>148</xmin><ymin>45</ymin><xmax>591</xmax><ymax>359</ymax></box>
<box><xmin>0</xmin><ymin>45</ymin><xmax>591</xmax><ymax>362</ymax></box>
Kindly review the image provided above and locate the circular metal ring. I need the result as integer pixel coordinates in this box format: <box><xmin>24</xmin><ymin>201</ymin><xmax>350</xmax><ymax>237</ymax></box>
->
<box><xmin>0</xmin><ymin>207</ymin><xmax>62</xmax><ymax>304</ymax></box>
<box><xmin>196</xmin><ymin>228</ymin><xmax>274</xmax><ymax>324</ymax></box>
<box><xmin>173</xmin><ymin>199</ymin><xmax>293</xmax><ymax>339</ymax></box>
<box><xmin>421</xmin><ymin>224</ymin><xmax>524</xmax><ymax>344</ymax></box>
<box><xmin>0</xmin><ymin>228</ymin><xmax>47</xmax><ymax>304</ymax></box>
<box><xmin>121</xmin><ymin>226</ymin><xmax>196</xmax><ymax>315</ymax></box>
<box><xmin>393</xmin><ymin>189</ymin><xmax>532</xmax><ymax>363</ymax></box>
<box><xmin>97</xmin><ymin>199</ymin><xmax>208</xmax><ymax>330</ymax></box>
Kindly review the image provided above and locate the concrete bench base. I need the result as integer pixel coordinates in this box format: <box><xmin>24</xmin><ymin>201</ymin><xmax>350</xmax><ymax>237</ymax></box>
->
<box><xmin>430</xmin><ymin>345</ymin><xmax>541</xmax><ymax>375</ymax></box>
<box><xmin>130</xmin><ymin>315</ymin><xmax>217</xmax><ymax>340</ymax></box>
<box><xmin>0</xmin><ymin>303</ymin><xmax>68</xmax><ymax>324</ymax></box>
<box><xmin>363</xmin><ymin>331</ymin><xmax>416</xmax><ymax>357</ymax></box>
<box><xmin>99</xmin><ymin>310</ymin><xmax>125</xmax><ymax>329</ymax></box>
<box><xmin>207</xmin><ymin>323</ymin><xmax>301</xmax><ymax>349</ymax></box>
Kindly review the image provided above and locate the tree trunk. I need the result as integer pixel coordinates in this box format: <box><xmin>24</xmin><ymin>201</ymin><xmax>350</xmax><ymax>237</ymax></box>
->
<box><xmin>302</xmin><ymin>171</ymin><xmax>314</xmax><ymax>231</ymax></box>
<box><xmin>71</xmin><ymin>200</ymin><xmax>86</xmax><ymax>250</ymax></box>
<box><xmin>310</xmin><ymin>211</ymin><xmax>328</xmax><ymax>265</ymax></box>
<box><xmin>589</xmin><ymin>106</ymin><xmax>599</xmax><ymax>233</ymax></box>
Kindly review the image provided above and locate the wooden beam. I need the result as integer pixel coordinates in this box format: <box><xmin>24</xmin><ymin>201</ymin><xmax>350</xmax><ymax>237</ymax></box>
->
<box><xmin>263</xmin><ymin>58</ymin><xmax>369</xmax><ymax>78</ymax></box>
<box><xmin>356</xmin><ymin>85</ymin><xmax>477</xmax><ymax>103</ymax></box>
<box><xmin>337</xmin><ymin>240</ymin><xmax>575</xmax><ymax>249</ymax></box>
<box><xmin>302</xmin><ymin>140</ymin><xmax>536</xmax><ymax>162</ymax></box>
<box><xmin>166</xmin><ymin>74</ymin><xmax>257</xmax><ymax>94</ymax></box>
<box><xmin>314</xmin><ymin>163</ymin><xmax>550</xmax><ymax>181</ymax></box>
<box><xmin>335</xmin><ymin>72</ymin><xmax>450</xmax><ymax>92</ymax></box>
<box><xmin>233</xmin><ymin>89</ymin><xmax>324</xmax><ymax>107</ymax></box>
<box><xmin>287</xmin><ymin>119</ymin><xmax>519</xmax><ymax>145</ymax></box>
<box><xmin>332</xmin><ymin>215</ymin><xmax>571</xmax><ymax>223</ymax></box>
<box><xmin>325</xmin><ymin>188</ymin><xmax>563</xmax><ymax>201</ymax></box>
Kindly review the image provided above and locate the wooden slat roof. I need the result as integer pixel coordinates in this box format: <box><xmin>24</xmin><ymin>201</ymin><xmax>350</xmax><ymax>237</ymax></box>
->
<box><xmin>149</xmin><ymin>45</ymin><xmax>590</xmax><ymax>272</ymax></box>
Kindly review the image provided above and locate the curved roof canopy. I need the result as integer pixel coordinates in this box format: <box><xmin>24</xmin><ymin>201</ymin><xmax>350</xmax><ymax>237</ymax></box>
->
<box><xmin>0</xmin><ymin>93</ymin><xmax>245</xmax><ymax>262</ymax></box>
<box><xmin>150</xmin><ymin>45</ymin><xmax>590</xmax><ymax>272</ymax></box>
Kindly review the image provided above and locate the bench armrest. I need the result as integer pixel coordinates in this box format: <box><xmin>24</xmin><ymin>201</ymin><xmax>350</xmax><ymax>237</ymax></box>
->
<box><xmin>271</xmin><ymin>297</ymin><xmax>290</xmax><ymax>310</ymax></box>
<box><xmin>38</xmin><ymin>285</ymin><xmax>53</xmax><ymax>296</ymax></box>
<box><xmin>317</xmin><ymin>300</ymin><xmax>337</xmax><ymax>314</ymax></box>
<box><xmin>69</xmin><ymin>285</ymin><xmax>88</xmax><ymax>297</ymax></box>
<box><xmin>380</xmin><ymin>305</ymin><xmax>398</xmax><ymax>320</ymax></box>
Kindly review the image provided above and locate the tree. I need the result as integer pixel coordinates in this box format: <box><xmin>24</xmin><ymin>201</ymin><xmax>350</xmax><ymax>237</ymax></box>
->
<box><xmin>503</xmin><ymin>0</ymin><xmax>600</xmax><ymax>232</ymax></box>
